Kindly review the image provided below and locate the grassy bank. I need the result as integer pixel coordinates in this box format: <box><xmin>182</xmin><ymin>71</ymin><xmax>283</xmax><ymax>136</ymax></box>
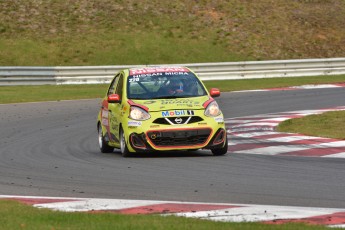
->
<box><xmin>0</xmin><ymin>33</ymin><xmax>242</xmax><ymax>66</ymax></box>
<box><xmin>1</xmin><ymin>1</ymin><xmax>345</xmax><ymax>65</ymax></box>
<box><xmin>277</xmin><ymin>111</ymin><xmax>345</xmax><ymax>140</ymax></box>
<box><xmin>0</xmin><ymin>200</ymin><xmax>329</xmax><ymax>230</ymax></box>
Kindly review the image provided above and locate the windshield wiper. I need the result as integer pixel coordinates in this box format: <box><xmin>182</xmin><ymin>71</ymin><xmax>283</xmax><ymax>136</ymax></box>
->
<box><xmin>152</xmin><ymin>95</ymin><xmax>191</xmax><ymax>99</ymax></box>
<box><xmin>128</xmin><ymin>97</ymin><xmax>152</xmax><ymax>100</ymax></box>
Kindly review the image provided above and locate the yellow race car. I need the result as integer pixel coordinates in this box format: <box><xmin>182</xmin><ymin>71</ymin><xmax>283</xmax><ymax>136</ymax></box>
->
<box><xmin>97</xmin><ymin>67</ymin><xmax>228</xmax><ymax>157</ymax></box>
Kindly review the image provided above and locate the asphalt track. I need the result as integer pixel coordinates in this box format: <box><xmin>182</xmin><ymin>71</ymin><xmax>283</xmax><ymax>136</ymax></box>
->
<box><xmin>0</xmin><ymin>88</ymin><xmax>345</xmax><ymax>208</ymax></box>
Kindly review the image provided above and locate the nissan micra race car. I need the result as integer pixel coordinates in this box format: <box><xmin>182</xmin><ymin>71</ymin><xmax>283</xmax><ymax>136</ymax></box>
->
<box><xmin>97</xmin><ymin>67</ymin><xmax>228</xmax><ymax>157</ymax></box>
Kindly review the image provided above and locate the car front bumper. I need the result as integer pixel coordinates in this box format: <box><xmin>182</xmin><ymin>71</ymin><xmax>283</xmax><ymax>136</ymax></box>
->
<box><xmin>125</xmin><ymin>115</ymin><xmax>227</xmax><ymax>152</ymax></box>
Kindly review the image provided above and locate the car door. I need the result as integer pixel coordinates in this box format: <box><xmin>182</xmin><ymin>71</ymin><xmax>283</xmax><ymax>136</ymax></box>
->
<box><xmin>101</xmin><ymin>74</ymin><xmax>119</xmax><ymax>145</ymax></box>
<box><xmin>108</xmin><ymin>73</ymin><xmax>124</xmax><ymax>146</ymax></box>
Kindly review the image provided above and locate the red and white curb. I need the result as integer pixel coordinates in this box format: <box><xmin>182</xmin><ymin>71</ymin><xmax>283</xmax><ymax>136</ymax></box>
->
<box><xmin>233</xmin><ymin>83</ymin><xmax>345</xmax><ymax>93</ymax></box>
<box><xmin>226</xmin><ymin>106</ymin><xmax>345</xmax><ymax>158</ymax></box>
<box><xmin>1</xmin><ymin>195</ymin><xmax>345</xmax><ymax>228</ymax></box>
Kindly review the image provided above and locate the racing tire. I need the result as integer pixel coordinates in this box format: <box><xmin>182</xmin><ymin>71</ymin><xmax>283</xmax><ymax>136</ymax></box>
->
<box><xmin>211</xmin><ymin>136</ymin><xmax>228</xmax><ymax>156</ymax></box>
<box><xmin>98</xmin><ymin>124</ymin><xmax>114</xmax><ymax>153</ymax></box>
<box><xmin>120</xmin><ymin>128</ymin><xmax>131</xmax><ymax>157</ymax></box>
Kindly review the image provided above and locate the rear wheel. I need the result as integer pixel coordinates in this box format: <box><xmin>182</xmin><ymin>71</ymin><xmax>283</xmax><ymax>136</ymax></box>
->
<box><xmin>211</xmin><ymin>136</ymin><xmax>228</xmax><ymax>156</ymax></box>
<box><xmin>98</xmin><ymin>124</ymin><xmax>114</xmax><ymax>153</ymax></box>
<box><xmin>120</xmin><ymin>128</ymin><xmax>131</xmax><ymax>157</ymax></box>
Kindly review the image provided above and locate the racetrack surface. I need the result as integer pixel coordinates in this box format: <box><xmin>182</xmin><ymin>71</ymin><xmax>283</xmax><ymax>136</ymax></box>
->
<box><xmin>0</xmin><ymin>88</ymin><xmax>345</xmax><ymax>208</ymax></box>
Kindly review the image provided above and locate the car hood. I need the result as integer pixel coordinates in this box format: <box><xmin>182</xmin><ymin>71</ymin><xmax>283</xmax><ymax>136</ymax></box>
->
<box><xmin>131</xmin><ymin>96</ymin><xmax>211</xmax><ymax>112</ymax></box>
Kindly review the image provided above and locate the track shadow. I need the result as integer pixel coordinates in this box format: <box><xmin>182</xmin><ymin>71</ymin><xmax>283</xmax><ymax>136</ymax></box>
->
<box><xmin>111</xmin><ymin>149</ymin><xmax>222</xmax><ymax>158</ymax></box>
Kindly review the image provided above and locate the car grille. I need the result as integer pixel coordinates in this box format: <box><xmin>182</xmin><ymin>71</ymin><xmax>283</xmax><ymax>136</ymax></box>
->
<box><xmin>153</xmin><ymin>116</ymin><xmax>203</xmax><ymax>125</ymax></box>
<box><xmin>147</xmin><ymin>128</ymin><xmax>211</xmax><ymax>147</ymax></box>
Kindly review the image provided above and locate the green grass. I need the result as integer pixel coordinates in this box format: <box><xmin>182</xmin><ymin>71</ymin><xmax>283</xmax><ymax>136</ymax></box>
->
<box><xmin>204</xmin><ymin>75</ymin><xmax>345</xmax><ymax>92</ymax></box>
<box><xmin>1</xmin><ymin>74</ymin><xmax>345</xmax><ymax>104</ymax></box>
<box><xmin>1</xmin><ymin>1</ymin><xmax>345</xmax><ymax>65</ymax></box>
<box><xmin>0</xmin><ymin>32</ymin><xmax>246</xmax><ymax>66</ymax></box>
<box><xmin>277</xmin><ymin>111</ymin><xmax>345</xmax><ymax>140</ymax></box>
<box><xmin>0</xmin><ymin>84</ymin><xmax>107</xmax><ymax>104</ymax></box>
<box><xmin>0</xmin><ymin>200</ymin><xmax>329</xmax><ymax>230</ymax></box>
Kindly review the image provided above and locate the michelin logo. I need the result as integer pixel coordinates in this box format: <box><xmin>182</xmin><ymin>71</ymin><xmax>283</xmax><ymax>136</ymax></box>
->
<box><xmin>162</xmin><ymin>110</ymin><xmax>194</xmax><ymax>117</ymax></box>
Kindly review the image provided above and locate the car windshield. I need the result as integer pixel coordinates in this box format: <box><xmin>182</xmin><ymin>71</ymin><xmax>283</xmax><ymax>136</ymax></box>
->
<box><xmin>127</xmin><ymin>68</ymin><xmax>207</xmax><ymax>99</ymax></box>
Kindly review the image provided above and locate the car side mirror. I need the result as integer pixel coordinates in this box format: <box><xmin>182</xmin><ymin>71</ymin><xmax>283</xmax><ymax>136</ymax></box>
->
<box><xmin>108</xmin><ymin>94</ymin><xmax>121</xmax><ymax>103</ymax></box>
<box><xmin>210</xmin><ymin>88</ymin><xmax>220</xmax><ymax>98</ymax></box>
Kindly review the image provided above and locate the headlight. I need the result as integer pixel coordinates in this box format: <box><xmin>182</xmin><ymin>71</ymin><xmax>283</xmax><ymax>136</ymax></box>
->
<box><xmin>129</xmin><ymin>106</ymin><xmax>151</xmax><ymax>120</ymax></box>
<box><xmin>204</xmin><ymin>101</ymin><xmax>221</xmax><ymax>117</ymax></box>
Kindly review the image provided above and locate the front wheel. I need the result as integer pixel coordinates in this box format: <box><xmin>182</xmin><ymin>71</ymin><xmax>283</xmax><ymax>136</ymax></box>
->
<box><xmin>120</xmin><ymin>128</ymin><xmax>131</xmax><ymax>157</ymax></box>
<box><xmin>211</xmin><ymin>136</ymin><xmax>228</xmax><ymax>156</ymax></box>
<box><xmin>98</xmin><ymin>124</ymin><xmax>114</xmax><ymax>153</ymax></box>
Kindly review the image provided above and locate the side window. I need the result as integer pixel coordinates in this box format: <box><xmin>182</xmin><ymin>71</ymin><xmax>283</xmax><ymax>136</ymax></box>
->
<box><xmin>115</xmin><ymin>73</ymin><xmax>124</xmax><ymax>98</ymax></box>
<box><xmin>107</xmin><ymin>74</ymin><xmax>120</xmax><ymax>96</ymax></box>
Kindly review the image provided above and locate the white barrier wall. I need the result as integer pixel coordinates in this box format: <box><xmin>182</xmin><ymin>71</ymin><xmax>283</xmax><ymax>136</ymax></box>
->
<box><xmin>1</xmin><ymin>58</ymin><xmax>345</xmax><ymax>85</ymax></box>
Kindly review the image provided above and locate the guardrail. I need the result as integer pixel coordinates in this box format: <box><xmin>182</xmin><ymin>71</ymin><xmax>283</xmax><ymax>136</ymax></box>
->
<box><xmin>1</xmin><ymin>58</ymin><xmax>345</xmax><ymax>86</ymax></box>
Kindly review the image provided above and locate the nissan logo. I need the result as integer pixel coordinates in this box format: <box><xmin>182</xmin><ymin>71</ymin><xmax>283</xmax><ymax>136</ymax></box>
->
<box><xmin>175</xmin><ymin>117</ymin><xmax>183</xmax><ymax>124</ymax></box>
<box><xmin>151</xmin><ymin>133</ymin><xmax>157</xmax><ymax>139</ymax></box>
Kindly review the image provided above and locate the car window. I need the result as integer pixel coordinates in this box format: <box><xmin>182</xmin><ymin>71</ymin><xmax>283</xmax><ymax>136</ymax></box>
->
<box><xmin>126</xmin><ymin>68</ymin><xmax>207</xmax><ymax>99</ymax></box>
<box><xmin>107</xmin><ymin>74</ymin><xmax>120</xmax><ymax>95</ymax></box>
<box><xmin>115</xmin><ymin>73</ymin><xmax>124</xmax><ymax>98</ymax></box>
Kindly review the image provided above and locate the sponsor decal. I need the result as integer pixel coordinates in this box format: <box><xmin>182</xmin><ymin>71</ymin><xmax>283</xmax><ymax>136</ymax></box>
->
<box><xmin>102</xmin><ymin>118</ymin><xmax>109</xmax><ymax>126</ymax></box>
<box><xmin>130</xmin><ymin>67</ymin><xmax>189</xmax><ymax>75</ymax></box>
<box><xmin>131</xmin><ymin>73</ymin><xmax>163</xmax><ymax>79</ymax></box>
<box><xmin>128</xmin><ymin>77</ymin><xmax>140</xmax><ymax>83</ymax></box>
<box><xmin>150</xmin><ymin>125</ymin><xmax>160</xmax><ymax>128</ymax></box>
<box><xmin>161</xmin><ymin>110</ymin><xmax>194</xmax><ymax>117</ymax></box>
<box><xmin>129</xmin><ymin>74</ymin><xmax>165</xmax><ymax>82</ymax></box>
<box><xmin>160</xmin><ymin>99</ymin><xmax>199</xmax><ymax>105</ymax></box>
<box><xmin>162</xmin><ymin>110</ymin><xmax>185</xmax><ymax>117</ymax></box>
<box><xmin>143</xmin><ymin>100</ymin><xmax>157</xmax><ymax>105</ymax></box>
<box><xmin>165</xmin><ymin>72</ymin><xmax>189</xmax><ymax>75</ymax></box>
<box><xmin>215</xmin><ymin>117</ymin><xmax>224</xmax><ymax>123</ymax></box>
<box><xmin>128</xmin><ymin>121</ymin><xmax>142</xmax><ymax>127</ymax></box>
<box><xmin>102</xmin><ymin>110</ymin><xmax>109</xmax><ymax>118</ymax></box>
